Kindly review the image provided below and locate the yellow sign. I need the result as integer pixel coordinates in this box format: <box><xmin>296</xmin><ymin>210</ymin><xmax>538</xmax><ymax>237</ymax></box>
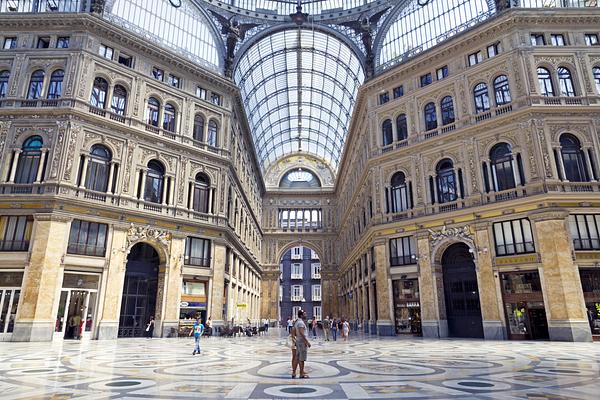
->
<box><xmin>237</xmin><ymin>303</ymin><xmax>248</xmax><ymax>308</ymax></box>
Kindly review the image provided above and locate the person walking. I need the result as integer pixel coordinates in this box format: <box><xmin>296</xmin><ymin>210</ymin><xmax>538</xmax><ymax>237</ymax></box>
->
<box><xmin>294</xmin><ymin>310</ymin><xmax>311</xmax><ymax>379</ymax></box>
<box><xmin>287</xmin><ymin>316</ymin><xmax>293</xmax><ymax>334</ymax></box>
<box><xmin>331</xmin><ymin>317</ymin><xmax>338</xmax><ymax>341</ymax></box>
<box><xmin>322</xmin><ymin>316</ymin><xmax>331</xmax><ymax>341</ymax></box>
<box><xmin>189</xmin><ymin>318</ymin><xmax>204</xmax><ymax>355</ymax></box>
<box><xmin>342</xmin><ymin>318</ymin><xmax>350</xmax><ymax>342</ymax></box>
<box><xmin>145</xmin><ymin>316</ymin><xmax>155</xmax><ymax>339</ymax></box>
<box><xmin>311</xmin><ymin>317</ymin><xmax>318</xmax><ymax>339</ymax></box>
<box><xmin>206</xmin><ymin>316</ymin><xmax>213</xmax><ymax>337</ymax></box>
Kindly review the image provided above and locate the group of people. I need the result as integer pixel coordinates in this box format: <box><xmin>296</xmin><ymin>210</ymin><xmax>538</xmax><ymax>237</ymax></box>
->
<box><xmin>286</xmin><ymin>315</ymin><xmax>351</xmax><ymax>342</ymax></box>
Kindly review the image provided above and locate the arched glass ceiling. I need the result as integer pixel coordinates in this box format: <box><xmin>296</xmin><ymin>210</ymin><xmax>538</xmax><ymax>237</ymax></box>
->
<box><xmin>235</xmin><ymin>29</ymin><xmax>365</xmax><ymax>173</ymax></box>
<box><xmin>202</xmin><ymin>0</ymin><xmax>381</xmax><ymax>16</ymax></box>
<box><xmin>377</xmin><ymin>0</ymin><xmax>496</xmax><ymax>72</ymax></box>
<box><xmin>105</xmin><ymin>0</ymin><xmax>221</xmax><ymax>71</ymax></box>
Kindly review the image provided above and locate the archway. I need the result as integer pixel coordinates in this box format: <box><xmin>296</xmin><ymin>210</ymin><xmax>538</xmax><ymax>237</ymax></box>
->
<box><xmin>442</xmin><ymin>243</ymin><xmax>484</xmax><ymax>338</ymax></box>
<box><xmin>118</xmin><ymin>243</ymin><xmax>159</xmax><ymax>337</ymax></box>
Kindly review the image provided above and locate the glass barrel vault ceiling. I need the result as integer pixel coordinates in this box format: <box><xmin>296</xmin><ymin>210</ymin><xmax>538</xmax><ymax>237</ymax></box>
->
<box><xmin>201</xmin><ymin>0</ymin><xmax>382</xmax><ymax>16</ymax></box>
<box><xmin>234</xmin><ymin>29</ymin><xmax>365</xmax><ymax>174</ymax></box>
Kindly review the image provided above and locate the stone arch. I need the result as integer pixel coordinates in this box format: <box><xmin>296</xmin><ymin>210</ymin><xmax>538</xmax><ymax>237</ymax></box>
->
<box><xmin>125</xmin><ymin>224</ymin><xmax>172</xmax><ymax>267</ymax></box>
<box><xmin>431</xmin><ymin>236</ymin><xmax>477</xmax><ymax>267</ymax></box>
<box><xmin>275</xmin><ymin>241</ymin><xmax>325</xmax><ymax>266</ymax></box>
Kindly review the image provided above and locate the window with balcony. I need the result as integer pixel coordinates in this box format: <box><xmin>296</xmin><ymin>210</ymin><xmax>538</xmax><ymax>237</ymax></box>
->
<box><xmin>27</xmin><ymin>70</ymin><xmax>45</xmax><ymax>100</ymax></box>
<box><xmin>193</xmin><ymin>114</ymin><xmax>205</xmax><ymax>142</ymax></box>
<box><xmin>313</xmin><ymin>306</ymin><xmax>322</xmax><ymax>320</ymax></box>
<box><xmin>3</xmin><ymin>37</ymin><xmax>17</xmax><ymax>49</ymax></box>
<box><xmin>185</xmin><ymin>237</ymin><xmax>211</xmax><ymax>267</ymax></box>
<box><xmin>493</xmin><ymin>75</ymin><xmax>512</xmax><ymax>105</ymax></box>
<box><xmin>388</xmin><ymin>172</ymin><xmax>410</xmax><ymax>213</ymax></box>
<box><xmin>291</xmin><ymin>285</ymin><xmax>303</xmax><ymax>301</ymax></box>
<box><xmin>291</xmin><ymin>246</ymin><xmax>303</xmax><ymax>259</ymax></box>
<box><xmin>489</xmin><ymin>143</ymin><xmax>523</xmax><ymax>191</ymax></box>
<box><xmin>570</xmin><ymin>214</ymin><xmax>600</xmax><ymax>250</ymax></box>
<box><xmin>162</xmin><ymin>103</ymin><xmax>176</xmax><ymax>132</ymax></box>
<box><xmin>531</xmin><ymin>33</ymin><xmax>545</xmax><ymax>46</ymax></box>
<box><xmin>0</xmin><ymin>70</ymin><xmax>9</xmax><ymax>98</ymax></box>
<box><xmin>473</xmin><ymin>83</ymin><xmax>490</xmax><ymax>113</ymax></box>
<box><xmin>550</xmin><ymin>33</ymin><xmax>566</xmax><ymax>46</ymax></box>
<box><xmin>56</xmin><ymin>37</ymin><xmax>70</xmax><ymax>48</ymax></box>
<box><xmin>585</xmin><ymin>33</ymin><xmax>599</xmax><ymax>46</ymax></box>
<box><xmin>291</xmin><ymin>263</ymin><xmax>303</xmax><ymax>279</ymax></box>
<box><xmin>537</xmin><ymin>67</ymin><xmax>554</xmax><ymax>96</ymax></box>
<box><xmin>436</xmin><ymin>65</ymin><xmax>448</xmax><ymax>80</ymax></box>
<box><xmin>110</xmin><ymin>85</ymin><xmax>127</xmax><ymax>115</ymax></box>
<box><xmin>207</xmin><ymin>120</ymin><xmax>218</xmax><ymax>147</ymax></box>
<box><xmin>46</xmin><ymin>69</ymin><xmax>64</xmax><ymax>99</ymax></box>
<box><xmin>192</xmin><ymin>173</ymin><xmax>210</xmax><ymax>213</ymax></box>
<box><xmin>557</xmin><ymin>66</ymin><xmax>576</xmax><ymax>97</ymax></box>
<box><xmin>99</xmin><ymin>44</ymin><xmax>114</xmax><ymax>60</ymax></box>
<box><xmin>493</xmin><ymin>218</ymin><xmax>535</xmax><ymax>256</ymax></box>
<box><xmin>420</xmin><ymin>73</ymin><xmax>432</xmax><ymax>87</ymax></box>
<box><xmin>15</xmin><ymin>136</ymin><xmax>43</xmax><ymax>184</ymax></box>
<box><xmin>393</xmin><ymin>85</ymin><xmax>404</xmax><ymax>98</ymax></box>
<box><xmin>379</xmin><ymin>91</ymin><xmax>389</xmax><ymax>105</ymax></box>
<box><xmin>382</xmin><ymin>119</ymin><xmax>393</xmax><ymax>146</ymax></box>
<box><xmin>144</xmin><ymin>160</ymin><xmax>165</xmax><ymax>204</ymax></box>
<box><xmin>468</xmin><ymin>51</ymin><xmax>482</xmax><ymax>66</ymax></box>
<box><xmin>312</xmin><ymin>284</ymin><xmax>321</xmax><ymax>301</ymax></box>
<box><xmin>311</xmin><ymin>263</ymin><xmax>321</xmax><ymax>279</ymax></box>
<box><xmin>559</xmin><ymin>134</ymin><xmax>589</xmax><ymax>182</ymax></box>
<box><xmin>389</xmin><ymin>236</ymin><xmax>416</xmax><ymax>266</ymax></box>
<box><xmin>436</xmin><ymin>159</ymin><xmax>457</xmax><ymax>204</ymax></box>
<box><xmin>0</xmin><ymin>215</ymin><xmax>32</xmax><ymax>251</ymax></box>
<box><xmin>396</xmin><ymin>114</ymin><xmax>408</xmax><ymax>141</ymax></box>
<box><xmin>67</xmin><ymin>220</ymin><xmax>107</xmax><ymax>257</ymax></box>
<box><xmin>84</xmin><ymin>144</ymin><xmax>112</xmax><ymax>192</ymax></box>
<box><xmin>90</xmin><ymin>77</ymin><xmax>108</xmax><ymax>109</ymax></box>
<box><xmin>424</xmin><ymin>102</ymin><xmax>437</xmax><ymax>131</ymax></box>
<box><xmin>440</xmin><ymin>96</ymin><xmax>455</xmax><ymax>125</ymax></box>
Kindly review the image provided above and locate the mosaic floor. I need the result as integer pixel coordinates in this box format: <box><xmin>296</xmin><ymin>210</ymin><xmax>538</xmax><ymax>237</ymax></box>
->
<box><xmin>1</xmin><ymin>330</ymin><xmax>600</xmax><ymax>399</ymax></box>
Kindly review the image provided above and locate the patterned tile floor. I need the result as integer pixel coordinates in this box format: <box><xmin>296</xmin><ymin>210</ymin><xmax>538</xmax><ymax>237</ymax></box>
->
<box><xmin>1</xmin><ymin>330</ymin><xmax>600</xmax><ymax>399</ymax></box>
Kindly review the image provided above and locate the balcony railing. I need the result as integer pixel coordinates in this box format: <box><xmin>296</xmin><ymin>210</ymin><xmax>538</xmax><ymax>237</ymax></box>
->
<box><xmin>390</xmin><ymin>255</ymin><xmax>417</xmax><ymax>266</ymax></box>
<box><xmin>291</xmin><ymin>274</ymin><xmax>303</xmax><ymax>279</ymax></box>
<box><xmin>0</xmin><ymin>240</ymin><xmax>29</xmax><ymax>252</ymax></box>
<box><xmin>186</xmin><ymin>257</ymin><xmax>211</xmax><ymax>267</ymax></box>
<box><xmin>67</xmin><ymin>243</ymin><xmax>106</xmax><ymax>257</ymax></box>
<box><xmin>291</xmin><ymin>295</ymin><xmax>303</xmax><ymax>301</ymax></box>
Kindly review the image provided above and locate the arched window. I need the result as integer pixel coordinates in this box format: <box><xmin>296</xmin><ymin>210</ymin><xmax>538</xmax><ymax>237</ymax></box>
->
<box><xmin>382</xmin><ymin>119</ymin><xmax>393</xmax><ymax>146</ymax></box>
<box><xmin>207</xmin><ymin>120</ymin><xmax>218</xmax><ymax>147</ymax></box>
<box><xmin>537</xmin><ymin>67</ymin><xmax>554</xmax><ymax>96</ymax></box>
<box><xmin>424</xmin><ymin>102</ymin><xmax>437</xmax><ymax>131</ymax></box>
<box><xmin>440</xmin><ymin>96</ymin><xmax>455</xmax><ymax>125</ymax></box>
<box><xmin>396</xmin><ymin>114</ymin><xmax>408</xmax><ymax>141</ymax></box>
<box><xmin>85</xmin><ymin>145</ymin><xmax>112</xmax><ymax>192</ymax></box>
<box><xmin>560</xmin><ymin>134</ymin><xmax>588</xmax><ymax>182</ymax></box>
<box><xmin>90</xmin><ymin>77</ymin><xmax>108</xmax><ymax>108</ymax></box>
<box><xmin>193</xmin><ymin>114</ymin><xmax>205</xmax><ymax>142</ymax></box>
<box><xmin>163</xmin><ymin>103</ymin><xmax>176</xmax><ymax>132</ymax></box>
<box><xmin>490</xmin><ymin>143</ymin><xmax>517</xmax><ymax>191</ymax></box>
<box><xmin>46</xmin><ymin>69</ymin><xmax>64</xmax><ymax>99</ymax></box>
<box><xmin>493</xmin><ymin>75</ymin><xmax>512</xmax><ymax>105</ymax></box>
<box><xmin>147</xmin><ymin>97</ymin><xmax>160</xmax><ymax>127</ymax></box>
<box><xmin>193</xmin><ymin>173</ymin><xmax>210</xmax><ymax>213</ymax></box>
<box><xmin>27</xmin><ymin>70</ymin><xmax>45</xmax><ymax>100</ymax></box>
<box><xmin>15</xmin><ymin>136</ymin><xmax>43</xmax><ymax>184</ymax></box>
<box><xmin>594</xmin><ymin>67</ymin><xmax>600</xmax><ymax>94</ymax></box>
<box><xmin>0</xmin><ymin>70</ymin><xmax>10</xmax><ymax>99</ymax></box>
<box><xmin>436</xmin><ymin>159</ymin><xmax>457</xmax><ymax>204</ymax></box>
<box><xmin>390</xmin><ymin>172</ymin><xmax>410</xmax><ymax>213</ymax></box>
<box><xmin>110</xmin><ymin>85</ymin><xmax>127</xmax><ymax>115</ymax></box>
<box><xmin>144</xmin><ymin>160</ymin><xmax>165</xmax><ymax>203</ymax></box>
<box><xmin>557</xmin><ymin>67</ymin><xmax>576</xmax><ymax>97</ymax></box>
<box><xmin>473</xmin><ymin>83</ymin><xmax>490</xmax><ymax>113</ymax></box>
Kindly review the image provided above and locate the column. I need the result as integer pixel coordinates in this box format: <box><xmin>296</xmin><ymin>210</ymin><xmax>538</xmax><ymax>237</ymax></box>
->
<box><xmin>432</xmin><ymin>176</ymin><xmax>438</xmax><ymax>203</ymax></box>
<box><xmin>474</xmin><ymin>223</ymin><xmax>505</xmax><ymax>340</ymax></box>
<box><xmin>169</xmin><ymin>177</ymin><xmax>176</xmax><ymax>205</ymax></box>
<box><xmin>106</xmin><ymin>162</ymin><xmax>116</xmax><ymax>194</ymax></box>
<box><xmin>488</xmin><ymin>160</ymin><xmax>497</xmax><ymax>191</ymax></box>
<box><xmin>13</xmin><ymin>214</ymin><xmax>70</xmax><ymax>341</ymax></box>
<box><xmin>161</xmin><ymin>177</ymin><xmax>168</xmax><ymax>205</ymax></box>
<box><xmin>207</xmin><ymin>187</ymin><xmax>214</xmax><ymax>214</ymax></box>
<box><xmin>556</xmin><ymin>150</ymin><xmax>568</xmax><ymax>180</ymax></box>
<box><xmin>35</xmin><ymin>149</ymin><xmax>47</xmax><ymax>183</ymax></box>
<box><xmin>417</xmin><ymin>231</ymin><xmax>447</xmax><ymax>338</ymax></box>
<box><xmin>512</xmin><ymin>158</ymin><xmax>522</xmax><ymax>186</ymax></box>
<box><xmin>531</xmin><ymin>211</ymin><xmax>591</xmax><ymax>342</ymax></box>
<box><xmin>78</xmin><ymin>155</ymin><xmax>89</xmax><ymax>187</ymax></box>
<box><xmin>584</xmin><ymin>150</ymin><xmax>596</xmax><ymax>181</ymax></box>
<box><xmin>138</xmin><ymin>169</ymin><xmax>147</xmax><ymax>199</ymax></box>
<box><xmin>159</xmin><ymin>235</ymin><xmax>185</xmax><ymax>337</ymax></box>
<box><xmin>188</xmin><ymin>182</ymin><xmax>194</xmax><ymax>210</ymax></box>
<box><xmin>8</xmin><ymin>150</ymin><xmax>21</xmax><ymax>183</ymax></box>
<box><xmin>259</xmin><ymin>270</ymin><xmax>280</xmax><ymax>321</ymax></box>
<box><xmin>209</xmin><ymin>242</ymin><xmax>227</xmax><ymax>328</ymax></box>
<box><xmin>373</xmin><ymin>240</ymin><xmax>394</xmax><ymax>335</ymax></box>
<box><xmin>226</xmin><ymin>250</ymin><xmax>234</xmax><ymax>323</ymax></box>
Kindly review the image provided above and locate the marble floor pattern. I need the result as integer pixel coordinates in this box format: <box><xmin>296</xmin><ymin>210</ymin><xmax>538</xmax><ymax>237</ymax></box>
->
<box><xmin>1</xmin><ymin>331</ymin><xmax>600</xmax><ymax>399</ymax></box>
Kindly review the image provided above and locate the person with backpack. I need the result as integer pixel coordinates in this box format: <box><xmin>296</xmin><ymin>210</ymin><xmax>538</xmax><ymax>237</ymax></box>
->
<box><xmin>189</xmin><ymin>318</ymin><xmax>204</xmax><ymax>355</ymax></box>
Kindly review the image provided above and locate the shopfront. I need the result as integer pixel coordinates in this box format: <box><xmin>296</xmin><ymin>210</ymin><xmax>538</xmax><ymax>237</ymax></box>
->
<box><xmin>579</xmin><ymin>268</ymin><xmax>600</xmax><ymax>340</ymax></box>
<box><xmin>0</xmin><ymin>271</ymin><xmax>22</xmax><ymax>341</ymax></box>
<box><xmin>501</xmin><ymin>271</ymin><xmax>549</xmax><ymax>340</ymax></box>
<box><xmin>178</xmin><ymin>279</ymin><xmax>207</xmax><ymax>336</ymax></box>
<box><xmin>392</xmin><ymin>279</ymin><xmax>421</xmax><ymax>335</ymax></box>
<box><xmin>55</xmin><ymin>272</ymin><xmax>100</xmax><ymax>340</ymax></box>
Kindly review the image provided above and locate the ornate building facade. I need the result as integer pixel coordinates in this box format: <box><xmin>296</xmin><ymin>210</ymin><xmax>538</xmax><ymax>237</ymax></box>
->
<box><xmin>0</xmin><ymin>1</ymin><xmax>599</xmax><ymax>343</ymax></box>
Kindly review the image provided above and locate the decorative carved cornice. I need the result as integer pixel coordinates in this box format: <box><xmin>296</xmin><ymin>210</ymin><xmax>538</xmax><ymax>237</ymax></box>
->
<box><xmin>428</xmin><ymin>225</ymin><xmax>472</xmax><ymax>247</ymax></box>
<box><xmin>126</xmin><ymin>223</ymin><xmax>172</xmax><ymax>248</ymax></box>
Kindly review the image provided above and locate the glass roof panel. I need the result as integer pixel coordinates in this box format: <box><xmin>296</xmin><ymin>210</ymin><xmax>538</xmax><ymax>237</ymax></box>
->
<box><xmin>235</xmin><ymin>28</ymin><xmax>364</xmax><ymax>173</ymax></box>
<box><xmin>201</xmin><ymin>0</ymin><xmax>380</xmax><ymax>16</ymax></box>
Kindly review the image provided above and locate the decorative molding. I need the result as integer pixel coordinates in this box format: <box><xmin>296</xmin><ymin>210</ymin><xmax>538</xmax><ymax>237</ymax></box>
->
<box><xmin>127</xmin><ymin>223</ymin><xmax>172</xmax><ymax>248</ymax></box>
<box><xmin>428</xmin><ymin>225</ymin><xmax>472</xmax><ymax>247</ymax></box>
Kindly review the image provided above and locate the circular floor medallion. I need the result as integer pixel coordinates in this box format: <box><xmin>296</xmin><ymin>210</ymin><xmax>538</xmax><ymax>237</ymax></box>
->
<box><xmin>443</xmin><ymin>379</ymin><xmax>512</xmax><ymax>391</ymax></box>
<box><xmin>263</xmin><ymin>385</ymin><xmax>333</xmax><ymax>398</ymax></box>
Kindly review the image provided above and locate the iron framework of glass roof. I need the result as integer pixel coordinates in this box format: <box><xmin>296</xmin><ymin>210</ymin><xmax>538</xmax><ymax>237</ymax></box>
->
<box><xmin>234</xmin><ymin>28</ymin><xmax>365</xmax><ymax>174</ymax></box>
<box><xmin>201</xmin><ymin>0</ymin><xmax>383</xmax><ymax>17</ymax></box>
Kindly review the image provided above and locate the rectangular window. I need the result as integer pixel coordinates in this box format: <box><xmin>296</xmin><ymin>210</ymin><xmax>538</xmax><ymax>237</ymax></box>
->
<box><xmin>311</xmin><ymin>263</ymin><xmax>321</xmax><ymax>279</ymax></box>
<box><xmin>436</xmin><ymin>65</ymin><xmax>448</xmax><ymax>80</ymax></box>
<box><xmin>468</xmin><ymin>51</ymin><xmax>483</xmax><ymax>66</ymax></box>
<box><xmin>310</xmin><ymin>249</ymin><xmax>319</xmax><ymax>260</ymax></box>
<box><xmin>487</xmin><ymin>42</ymin><xmax>500</xmax><ymax>58</ymax></box>
<box><xmin>211</xmin><ymin>93</ymin><xmax>222</xmax><ymax>106</ymax></box>
<box><xmin>118</xmin><ymin>53</ymin><xmax>133</xmax><ymax>68</ymax></box>
<box><xmin>56</xmin><ymin>37</ymin><xmax>70</xmax><ymax>49</ymax></box>
<box><xmin>393</xmin><ymin>85</ymin><xmax>404</xmax><ymax>99</ymax></box>
<box><xmin>585</xmin><ymin>33</ymin><xmax>599</xmax><ymax>46</ymax></box>
<box><xmin>67</xmin><ymin>219</ymin><xmax>108</xmax><ymax>257</ymax></box>
<box><xmin>291</xmin><ymin>285</ymin><xmax>303</xmax><ymax>301</ymax></box>
<box><xmin>152</xmin><ymin>67</ymin><xmax>164</xmax><ymax>81</ymax></box>
<box><xmin>312</xmin><ymin>284</ymin><xmax>321</xmax><ymax>301</ymax></box>
<box><xmin>36</xmin><ymin>37</ymin><xmax>50</xmax><ymax>49</ymax></box>
<box><xmin>291</xmin><ymin>263</ymin><xmax>303</xmax><ymax>279</ymax></box>
<box><xmin>196</xmin><ymin>86</ymin><xmax>207</xmax><ymax>99</ymax></box>
<box><xmin>3</xmin><ymin>37</ymin><xmax>17</xmax><ymax>49</ymax></box>
<box><xmin>0</xmin><ymin>215</ymin><xmax>32</xmax><ymax>251</ymax></box>
<box><xmin>493</xmin><ymin>218</ymin><xmax>535</xmax><ymax>256</ymax></box>
<box><xmin>168</xmin><ymin>74</ymin><xmax>181</xmax><ymax>88</ymax></box>
<box><xmin>185</xmin><ymin>237</ymin><xmax>211</xmax><ymax>267</ymax></box>
<box><xmin>379</xmin><ymin>91</ymin><xmax>390</xmax><ymax>104</ymax></box>
<box><xmin>531</xmin><ymin>33</ymin><xmax>545</xmax><ymax>46</ymax></box>
<box><xmin>292</xmin><ymin>305</ymin><xmax>301</xmax><ymax>317</ymax></box>
<box><xmin>291</xmin><ymin>246</ymin><xmax>303</xmax><ymax>260</ymax></box>
<box><xmin>550</xmin><ymin>33</ymin><xmax>566</xmax><ymax>46</ymax></box>
<box><xmin>99</xmin><ymin>44</ymin><xmax>114</xmax><ymax>60</ymax></box>
<box><xmin>389</xmin><ymin>236</ymin><xmax>416</xmax><ymax>266</ymax></box>
<box><xmin>420</xmin><ymin>73</ymin><xmax>432</xmax><ymax>87</ymax></box>
<box><xmin>279</xmin><ymin>285</ymin><xmax>283</xmax><ymax>301</ymax></box>
<box><xmin>569</xmin><ymin>214</ymin><xmax>600</xmax><ymax>250</ymax></box>
<box><xmin>313</xmin><ymin>306</ymin><xmax>322</xmax><ymax>321</ymax></box>
<box><xmin>182</xmin><ymin>281</ymin><xmax>206</xmax><ymax>296</ymax></box>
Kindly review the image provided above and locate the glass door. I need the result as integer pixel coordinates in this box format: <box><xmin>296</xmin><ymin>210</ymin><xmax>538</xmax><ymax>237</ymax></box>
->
<box><xmin>54</xmin><ymin>289</ymin><xmax>97</xmax><ymax>340</ymax></box>
<box><xmin>0</xmin><ymin>289</ymin><xmax>20</xmax><ymax>340</ymax></box>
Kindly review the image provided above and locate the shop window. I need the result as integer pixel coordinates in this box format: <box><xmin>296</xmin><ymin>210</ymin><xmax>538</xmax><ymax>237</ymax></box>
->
<box><xmin>585</xmin><ymin>33</ymin><xmax>599</xmax><ymax>46</ymax></box>
<box><xmin>56</xmin><ymin>36</ymin><xmax>70</xmax><ymax>49</ymax></box>
<box><xmin>184</xmin><ymin>237</ymin><xmax>211</xmax><ymax>267</ymax></box>
<box><xmin>420</xmin><ymin>73</ymin><xmax>432</xmax><ymax>87</ymax></box>
<box><xmin>0</xmin><ymin>215</ymin><xmax>32</xmax><ymax>251</ymax></box>
<box><xmin>569</xmin><ymin>214</ymin><xmax>600</xmax><ymax>250</ymax></box>
<box><xmin>389</xmin><ymin>236</ymin><xmax>416</xmax><ymax>266</ymax></box>
<box><xmin>393</xmin><ymin>85</ymin><xmax>404</xmax><ymax>98</ymax></box>
<box><xmin>36</xmin><ymin>36</ymin><xmax>50</xmax><ymax>48</ymax></box>
<box><xmin>3</xmin><ymin>37</ymin><xmax>17</xmax><ymax>49</ymax></box>
<box><xmin>99</xmin><ymin>44</ymin><xmax>113</xmax><ymax>60</ymax></box>
<box><xmin>501</xmin><ymin>271</ymin><xmax>548</xmax><ymax>340</ymax></box>
<box><xmin>392</xmin><ymin>279</ymin><xmax>421</xmax><ymax>335</ymax></box>
<box><xmin>182</xmin><ymin>281</ymin><xmax>206</xmax><ymax>296</ymax></box>
<box><xmin>579</xmin><ymin>269</ymin><xmax>600</xmax><ymax>336</ymax></box>
<box><xmin>493</xmin><ymin>218</ymin><xmax>535</xmax><ymax>256</ymax></box>
<box><xmin>436</xmin><ymin>65</ymin><xmax>448</xmax><ymax>80</ymax></box>
<box><xmin>67</xmin><ymin>220</ymin><xmax>108</xmax><ymax>257</ymax></box>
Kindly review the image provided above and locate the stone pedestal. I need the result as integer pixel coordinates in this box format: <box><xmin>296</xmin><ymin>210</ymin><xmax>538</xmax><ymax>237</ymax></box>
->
<box><xmin>532</xmin><ymin>211</ymin><xmax>592</xmax><ymax>342</ymax></box>
<box><xmin>13</xmin><ymin>214</ymin><xmax>70</xmax><ymax>342</ymax></box>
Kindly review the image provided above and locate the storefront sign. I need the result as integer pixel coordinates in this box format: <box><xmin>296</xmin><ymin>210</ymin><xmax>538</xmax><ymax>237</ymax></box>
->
<box><xmin>237</xmin><ymin>303</ymin><xmax>248</xmax><ymax>308</ymax></box>
<box><xmin>180</xmin><ymin>301</ymin><xmax>206</xmax><ymax>308</ymax></box>
<box><xmin>495</xmin><ymin>254</ymin><xmax>539</xmax><ymax>265</ymax></box>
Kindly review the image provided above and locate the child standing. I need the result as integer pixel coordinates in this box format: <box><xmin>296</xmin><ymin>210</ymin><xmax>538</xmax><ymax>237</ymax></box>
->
<box><xmin>189</xmin><ymin>318</ymin><xmax>204</xmax><ymax>355</ymax></box>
